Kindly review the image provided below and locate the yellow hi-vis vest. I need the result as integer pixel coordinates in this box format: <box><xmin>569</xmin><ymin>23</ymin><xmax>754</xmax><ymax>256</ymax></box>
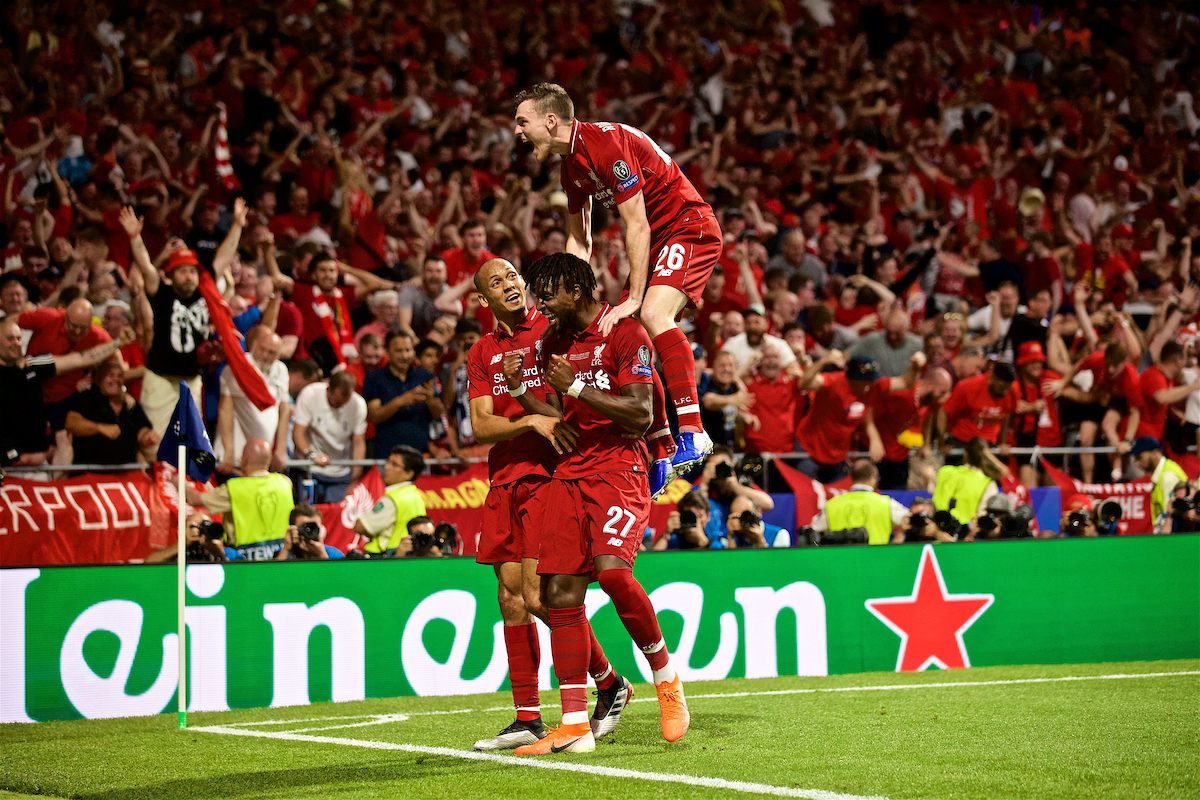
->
<box><xmin>1151</xmin><ymin>458</ymin><xmax>1189</xmax><ymax>521</ymax></box>
<box><xmin>933</xmin><ymin>465</ymin><xmax>993</xmax><ymax>524</ymax></box>
<box><xmin>364</xmin><ymin>482</ymin><xmax>427</xmax><ymax>553</ymax></box>
<box><xmin>825</xmin><ymin>489</ymin><xmax>893</xmax><ymax>545</ymax></box>
<box><xmin>226</xmin><ymin>474</ymin><xmax>295</xmax><ymax>545</ymax></box>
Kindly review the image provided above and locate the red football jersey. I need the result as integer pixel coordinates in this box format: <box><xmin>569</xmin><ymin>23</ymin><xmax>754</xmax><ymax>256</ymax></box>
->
<box><xmin>1078</xmin><ymin>351</ymin><xmax>1143</xmax><ymax>408</ymax></box>
<box><xmin>467</xmin><ymin>308</ymin><xmax>558</xmax><ymax>486</ymax></box>
<box><xmin>743</xmin><ymin>372</ymin><xmax>802</xmax><ymax>454</ymax></box>
<box><xmin>871</xmin><ymin>378</ymin><xmax>922</xmax><ymax>462</ymax></box>
<box><xmin>1136</xmin><ymin>364</ymin><xmax>1172</xmax><ymax>439</ymax></box>
<box><xmin>794</xmin><ymin>371</ymin><xmax>873</xmax><ymax>464</ymax></box>
<box><xmin>561</xmin><ymin>120</ymin><xmax>712</xmax><ymax>252</ymax></box>
<box><xmin>539</xmin><ymin>307</ymin><xmax>654</xmax><ymax>480</ymax></box>
<box><xmin>942</xmin><ymin>373</ymin><xmax>1017</xmax><ymax>443</ymax></box>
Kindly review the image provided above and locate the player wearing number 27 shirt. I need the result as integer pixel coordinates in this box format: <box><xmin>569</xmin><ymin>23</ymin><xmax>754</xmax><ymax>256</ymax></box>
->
<box><xmin>504</xmin><ymin>253</ymin><xmax>689</xmax><ymax>756</ymax></box>
<box><xmin>514</xmin><ymin>83</ymin><xmax>721</xmax><ymax>499</ymax></box>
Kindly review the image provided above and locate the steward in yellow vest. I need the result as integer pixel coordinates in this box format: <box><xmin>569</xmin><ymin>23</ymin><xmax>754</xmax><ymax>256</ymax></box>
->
<box><xmin>813</xmin><ymin>461</ymin><xmax>906</xmax><ymax>545</ymax></box>
<box><xmin>354</xmin><ymin>445</ymin><xmax>428</xmax><ymax>554</ymax></box>
<box><xmin>189</xmin><ymin>438</ymin><xmax>295</xmax><ymax>560</ymax></box>
<box><xmin>1131</xmin><ymin>437</ymin><xmax>1188</xmax><ymax>526</ymax></box>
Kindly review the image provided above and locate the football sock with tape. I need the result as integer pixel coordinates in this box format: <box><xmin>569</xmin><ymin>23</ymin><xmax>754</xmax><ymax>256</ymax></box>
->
<box><xmin>647</xmin><ymin>369</ymin><xmax>675</xmax><ymax>461</ymax></box>
<box><xmin>503</xmin><ymin>623</ymin><xmax>541</xmax><ymax>722</ymax></box>
<box><xmin>549</xmin><ymin>606</ymin><xmax>590</xmax><ymax>725</ymax></box>
<box><xmin>588</xmin><ymin>623</ymin><xmax>617</xmax><ymax>691</ymax></box>
<box><xmin>653</xmin><ymin>328</ymin><xmax>702</xmax><ymax>431</ymax></box>
<box><xmin>598</xmin><ymin>568</ymin><xmax>671</xmax><ymax>673</ymax></box>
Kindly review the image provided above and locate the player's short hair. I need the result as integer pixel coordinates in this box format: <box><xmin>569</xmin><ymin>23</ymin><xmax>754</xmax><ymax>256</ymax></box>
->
<box><xmin>524</xmin><ymin>252</ymin><xmax>596</xmax><ymax>300</ymax></box>
<box><xmin>328</xmin><ymin>371</ymin><xmax>357</xmax><ymax>395</ymax></box>
<box><xmin>1161</xmin><ymin>341</ymin><xmax>1186</xmax><ymax>363</ymax></box>
<box><xmin>514</xmin><ymin>83</ymin><xmax>574</xmax><ymax>121</ymax></box>
<box><xmin>1105</xmin><ymin>340</ymin><xmax>1127</xmax><ymax>367</ymax></box>
<box><xmin>391</xmin><ymin>445</ymin><xmax>426</xmax><ymax>476</ymax></box>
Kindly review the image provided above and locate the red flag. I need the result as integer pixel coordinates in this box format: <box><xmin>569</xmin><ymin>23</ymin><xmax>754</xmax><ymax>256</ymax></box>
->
<box><xmin>319</xmin><ymin>468</ymin><xmax>386</xmax><ymax>553</ymax></box>
<box><xmin>197</xmin><ymin>271</ymin><xmax>275</xmax><ymax>410</ymax></box>
<box><xmin>773</xmin><ymin>459</ymin><xmax>853</xmax><ymax>530</ymax></box>
<box><xmin>1041</xmin><ymin>459</ymin><xmax>1154</xmax><ymax>534</ymax></box>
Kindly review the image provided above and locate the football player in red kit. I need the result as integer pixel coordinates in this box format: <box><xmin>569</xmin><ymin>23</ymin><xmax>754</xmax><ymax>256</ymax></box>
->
<box><xmin>467</xmin><ymin>258</ymin><xmax>633</xmax><ymax>750</ymax></box>
<box><xmin>503</xmin><ymin>253</ymin><xmax>689</xmax><ymax>755</ymax></box>
<box><xmin>513</xmin><ymin>83</ymin><xmax>721</xmax><ymax>496</ymax></box>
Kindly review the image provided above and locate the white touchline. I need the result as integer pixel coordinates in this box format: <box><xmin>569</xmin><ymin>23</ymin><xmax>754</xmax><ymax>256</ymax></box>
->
<box><xmin>190</xmin><ymin>670</ymin><xmax>1196</xmax><ymax>800</ymax></box>
<box><xmin>190</xmin><ymin>724</ymin><xmax>890</xmax><ymax>800</ymax></box>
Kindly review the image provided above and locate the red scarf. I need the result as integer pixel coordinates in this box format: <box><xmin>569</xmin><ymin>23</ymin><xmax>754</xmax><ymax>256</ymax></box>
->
<box><xmin>311</xmin><ymin>286</ymin><xmax>356</xmax><ymax>367</ymax></box>
<box><xmin>197</xmin><ymin>271</ymin><xmax>275</xmax><ymax>411</ymax></box>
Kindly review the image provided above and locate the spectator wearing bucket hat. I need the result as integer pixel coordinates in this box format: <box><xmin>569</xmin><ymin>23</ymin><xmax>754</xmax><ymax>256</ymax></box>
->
<box><xmin>794</xmin><ymin>351</ymin><xmax>881</xmax><ymax>483</ymax></box>
<box><xmin>1009</xmin><ymin>341</ymin><xmax>1064</xmax><ymax>486</ymax></box>
<box><xmin>121</xmin><ymin>208</ymin><xmax>211</xmax><ymax>435</ymax></box>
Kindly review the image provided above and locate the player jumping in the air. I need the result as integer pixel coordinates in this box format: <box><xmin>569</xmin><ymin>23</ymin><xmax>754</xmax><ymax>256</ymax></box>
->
<box><xmin>468</xmin><ymin>258</ymin><xmax>634</xmax><ymax>750</ymax></box>
<box><xmin>513</xmin><ymin>83</ymin><xmax>720</xmax><ymax>496</ymax></box>
<box><xmin>503</xmin><ymin>253</ymin><xmax>690</xmax><ymax>755</ymax></box>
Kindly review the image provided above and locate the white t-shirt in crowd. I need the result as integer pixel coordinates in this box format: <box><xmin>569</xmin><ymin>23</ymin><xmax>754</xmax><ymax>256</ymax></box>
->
<box><xmin>719</xmin><ymin>332</ymin><xmax>797</xmax><ymax>371</ymax></box>
<box><xmin>293</xmin><ymin>382</ymin><xmax>368</xmax><ymax>478</ymax></box>
<box><xmin>218</xmin><ymin>359</ymin><xmax>290</xmax><ymax>463</ymax></box>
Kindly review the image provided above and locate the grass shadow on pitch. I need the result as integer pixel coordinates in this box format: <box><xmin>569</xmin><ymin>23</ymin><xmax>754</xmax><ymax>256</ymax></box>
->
<box><xmin>68</xmin><ymin>758</ymin><xmax>513</xmax><ymax>800</ymax></box>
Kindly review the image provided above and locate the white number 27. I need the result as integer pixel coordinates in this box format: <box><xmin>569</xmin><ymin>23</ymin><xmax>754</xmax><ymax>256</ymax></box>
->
<box><xmin>603</xmin><ymin>505</ymin><xmax>638</xmax><ymax>538</ymax></box>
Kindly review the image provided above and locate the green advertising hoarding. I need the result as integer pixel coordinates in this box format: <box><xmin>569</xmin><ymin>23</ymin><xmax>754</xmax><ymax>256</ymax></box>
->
<box><xmin>2</xmin><ymin>536</ymin><xmax>1197</xmax><ymax>723</ymax></box>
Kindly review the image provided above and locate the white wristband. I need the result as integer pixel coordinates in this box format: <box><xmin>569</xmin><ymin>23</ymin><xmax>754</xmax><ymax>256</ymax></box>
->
<box><xmin>567</xmin><ymin>377</ymin><xmax>586</xmax><ymax>398</ymax></box>
<box><xmin>508</xmin><ymin>382</ymin><xmax>527</xmax><ymax>398</ymax></box>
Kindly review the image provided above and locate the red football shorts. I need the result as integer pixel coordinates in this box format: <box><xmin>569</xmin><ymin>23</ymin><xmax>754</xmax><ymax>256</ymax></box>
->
<box><xmin>476</xmin><ymin>475</ymin><xmax>550</xmax><ymax>564</ymax></box>
<box><xmin>537</xmin><ymin>470</ymin><xmax>650</xmax><ymax>575</ymax></box>
<box><xmin>621</xmin><ymin>215</ymin><xmax>723</xmax><ymax>308</ymax></box>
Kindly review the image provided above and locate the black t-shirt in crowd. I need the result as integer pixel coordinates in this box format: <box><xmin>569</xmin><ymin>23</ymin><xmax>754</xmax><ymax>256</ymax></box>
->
<box><xmin>146</xmin><ymin>285</ymin><xmax>209</xmax><ymax>378</ymax></box>
<box><xmin>185</xmin><ymin>226</ymin><xmax>222</xmax><ymax>274</ymax></box>
<box><xmin>68</xmin><ymin>386</ymin><xmax>153</xmax><ymax>465</ymax></box>
<box><xmin>0</xmin><ymin>354</ymin><xmax>56</xmax><ymax>464</ymax></box>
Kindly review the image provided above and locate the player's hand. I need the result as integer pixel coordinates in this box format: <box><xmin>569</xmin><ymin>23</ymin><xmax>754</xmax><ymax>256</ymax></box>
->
<box><xmin>232</xmin><ymin>197</ymin><xmax>249</xmax><ymax>227</ymax></box>
<box><xmin>117</xmin><ymin>326</ymin><xmax>137</xmax><ymax>347</ymax></box>
<box><xmin>216</xmin><ymin>457</ymin><xmax>237</xmax><ymax>475</ymax></box>
<box><xmin>868</xmin><ymin>438</ymin><xmax>885</xmax><ymax>463</ymax></box>
<box><xmin>826</xmin><ymin>349</ymin><xmax>847</xmax><ymax>369</ymax></box>
<box><xmin>311</xmin><ymin>453</ymin><xmax>331</xmax><ymax>467</ymax></box>
<box><xmin>1045</xmin><ymin>378</ymin><xmax>1066</xmax><ymax>398</ymax></box>
<box><xmin>545</xmin><ymin>354</ymin><xmax>577</xmax><ymax>394</ymax></box>
<box><xmin>598</xmin><ymin>298</ymin><xmax>640</xmax><ymax>337</ymax></box>
<box><xmin>528</xmin><ymin>414</ymin><xmax>578</xmax><ymax>454</ymax></box>
<box><xmin>501</xmin><ymin>353</ymin><xmax>525</xmax><ymax>390</ymax></box>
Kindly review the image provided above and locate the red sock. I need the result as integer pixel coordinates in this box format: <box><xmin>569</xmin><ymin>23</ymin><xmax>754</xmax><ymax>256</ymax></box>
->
<box><xmin>652</xmin><ymin>328</ymin><xmax>702</xmax><ymax>431</ymax></box>
<box><xmin>588</xmin><ymin>623</ymin><xmax>617</xmax><ymax>691</ymax></box>
<box><xmin>503</xmin><ymin>623</ymin><xmax>541</xmax><ymax>721</ymax></box>
<box><xmin>647</xmin><ymin>368</ymin><xmax>675</xmax><ymax>461</ymax></box>
<box><xmin>597</xmin><ymin>569</ymin><xmax>669</xmax><ymax>672</ymax></box>
<box><xmin>548</xmin><ymin>607</ymin><xmax>590</xmax><ymax>719</ymax></box>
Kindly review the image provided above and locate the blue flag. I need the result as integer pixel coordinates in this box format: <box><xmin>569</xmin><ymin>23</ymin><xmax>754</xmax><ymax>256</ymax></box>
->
<box><xmin>157</xmin><ymin>381</ymin><xmax>216</xmax><ymax>481</ymax></box>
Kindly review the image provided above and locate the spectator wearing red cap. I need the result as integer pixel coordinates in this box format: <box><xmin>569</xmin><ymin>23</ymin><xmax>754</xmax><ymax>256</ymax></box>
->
<box><xmin>122</xmin><ymin>208</ymin><xmax>210</xmax><ymax>435</ymax></box>
<box><xmin>1113</xmin><ymin>219</ymin><xmax>1172</xmax><ymax>298</ymax></box>
<box><xmin>1137</xmin><ymin>341</ymin><xmax>1199</xmax><ymax>442</ymax></box>
<box><xmin>1008</xmin><ymin>341</ymin><xmax>1064</xmax><ymax>487</ymax></box>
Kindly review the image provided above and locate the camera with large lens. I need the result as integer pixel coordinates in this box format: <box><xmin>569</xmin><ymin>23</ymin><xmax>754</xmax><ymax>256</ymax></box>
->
<box><xmin>410</xmin><ymin>530</ymin><xmax>436</xmax><ymax>554</ymax></box>
<box><xmin>714</xmin><ymin>461</ymin><xmax>734</xmax><ymax>481</ymax></box>
<box><xmin>433</xmin><ymin>522</ymin><xmax>458</xmax><ymax>554</ymax></box>
<box><xmin>1065</xmin><ymin>509</ymin><xmax>1092</xmax><ymax>535</ymax></box>
<box><xmin>297</xmin><ymin>521</ymin><xmax>321</xmax><ymax>541</ymax></box>
<box><xmin>1093</xmin><ymin>498</ymin><xmax>1123</xmax><ymax>536</ymax></box>
<box><xmin>197</xmin><ymin>520</ymin><xmax>225</xmax><ymax>540</ymax></box>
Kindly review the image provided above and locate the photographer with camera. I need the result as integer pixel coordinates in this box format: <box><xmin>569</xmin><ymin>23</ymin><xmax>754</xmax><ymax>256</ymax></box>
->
<box><xmin>145</xmin><ymin>510</ymin><xmax>241</xmax><ymax>564</ymax></box>
<box><xmin>961</xmin><ymin>493</ymin><xmax>1038</xmax><ymax>540</ymax></box>
<box><xmin>1060</xmin><ymin>494</ymin><xmax>1098</xmax><ymax>537</ymax></box>
<box><xmin>1130</xmin><ymin>437</ymin><xmax>1189</xmax><ymax>533</ymax></box>
<box><xmin>275</xmin><ymin>504</ymin><xmax>345</xmax><ymax>560</ymax></box>
<box><xmin>397</xmin><ymin>516</ymin><xmax>456</xmax><ymax>558</ymax></box>
<box><xmin>656</xmin><ymin>491</ymin><xmax>718</xmax><ymax>550</ymax></box>
<box><xmin>810</xmin><ymin>460</ymin><xmax>909</xmax><ymax>545</ymax></box>
<box><xmin>699</xmin><ymin>447</ymin><xmax>775</xmax><ymax>546</ymax></box>
<box><xmin>187</xmin><ymin>438</ymin><xmax>294</xmax><ymax>561</ymax></box>
<box><xmin>353</xmin><ymin>445</ymin><xmax>427</xmax><ymax>556</ymax></box>
<box><xmin>902</xmin><ymin>497</ymin><xmax>959</xmax><ymax>543</ymax></box>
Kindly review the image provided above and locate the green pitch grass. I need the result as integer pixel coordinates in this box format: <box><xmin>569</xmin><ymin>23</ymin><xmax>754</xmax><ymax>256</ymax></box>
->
<box><xmin>2</xmin><ymin>660</ymin><xmax>1197</xmax><ymax>800</ymax></box>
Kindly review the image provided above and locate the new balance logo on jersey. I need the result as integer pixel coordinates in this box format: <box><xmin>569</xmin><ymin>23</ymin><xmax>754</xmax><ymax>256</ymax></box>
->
<box><xmin>490</xmin><ymin>353</ymin><xmax>503</xmax><ymax>365</ymax></box>
<box><xmin>606</xmin><ymin>537</ymin><xmax>623</xmax><ymax>547</ymax></box>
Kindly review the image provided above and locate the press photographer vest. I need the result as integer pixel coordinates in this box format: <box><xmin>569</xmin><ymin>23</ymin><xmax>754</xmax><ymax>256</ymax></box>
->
<box><xmin>364</xmin><ymin>482</ymin><xmax>426</xmax><ymax>554</ymax></box>
<box><xmin>227</xmin><ymin>474</ymin><xmax>295</xmax><ymax>545</ymax></box>
<box><xmin>825</xmin><ymin>490</ymin><xmax>893</xmax><ymax>545</ymax></box>
<box><xmin>1150</xmin><ymin>458</ymin><xmax>1189</xmax><ymax>521</ymax></box>
<box><xmin>933</xmin><ymin>465</ymin><xmax>992</xmax><ymax>524</ymax></box>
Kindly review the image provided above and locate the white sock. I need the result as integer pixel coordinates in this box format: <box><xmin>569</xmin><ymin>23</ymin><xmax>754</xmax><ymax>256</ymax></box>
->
<box><xmin>561</xmin><ymin>710</ymin><xmax>589</xmax><ymax>726</ymax></box>
<box><xmin>652</xmin><ymin>661</ymin><xmax>677</xmax><ymax>686</ymax></box>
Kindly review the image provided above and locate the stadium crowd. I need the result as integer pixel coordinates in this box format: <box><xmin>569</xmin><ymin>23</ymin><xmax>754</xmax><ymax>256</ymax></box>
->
<box><xmin>1</xmin><ymin>0</ymin><xmax>1199</xmax><ymax>553</ymax></box>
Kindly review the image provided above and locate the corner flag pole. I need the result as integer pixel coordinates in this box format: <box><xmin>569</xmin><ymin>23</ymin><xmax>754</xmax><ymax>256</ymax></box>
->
<box><xmin>177</xmin><ymin>442</ymin><xmax>187</xmax><ymax>730</ymax></box>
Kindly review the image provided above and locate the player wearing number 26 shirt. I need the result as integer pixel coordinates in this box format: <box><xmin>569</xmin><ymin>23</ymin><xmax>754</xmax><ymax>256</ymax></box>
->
<box><xmin>514</xmin><ymin>83</ymin><xmax>720</xmax><ymax>500</ymax></box>
<box><xmin>504</xmin><ymin>253</ymin><xmax>689</xmax><ymax>756</ymax></box>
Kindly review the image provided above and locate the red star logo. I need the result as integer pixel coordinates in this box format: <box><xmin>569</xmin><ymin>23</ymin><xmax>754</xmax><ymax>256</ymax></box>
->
<box><xmin>865</xmin><ymin>545</ymin><xmax>994</xmax><ymax>672</ymax></box>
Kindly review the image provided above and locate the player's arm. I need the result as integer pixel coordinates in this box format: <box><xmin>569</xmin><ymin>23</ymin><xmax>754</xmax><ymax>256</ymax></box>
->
<box><xmin>544</xmin><ymin>353</ymin><xmax>651</xmax><ymax>435</ymax></box>
<box><xmin>119</xmin><ymin>206</ymin><xmax>160</xmax><ymax>297</ymax></box>
<box><xmin>469</xmin><ymin>395</ymin><xmax>576</xmax><ymax>454</ymax></box>
<box><xmin>565</xmin><ymin>198</ymin><xmax>592</xmax><ymax>261</ymax></box>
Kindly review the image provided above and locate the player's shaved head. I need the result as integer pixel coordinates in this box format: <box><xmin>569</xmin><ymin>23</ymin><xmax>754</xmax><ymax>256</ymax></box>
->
<box><xmin>474</xmin><ymin>258</ymin><xmax>515</xmax><ymax>294</ymax></box>
<box><xmin>240</xmin><ymin>438</ymin><xmax>273</xmax><ymax>472</ymax></box>
<box><xmin>514</xmin><ymin>83</ymin><xmax>574</xmax><ymax>121</ymax></box>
